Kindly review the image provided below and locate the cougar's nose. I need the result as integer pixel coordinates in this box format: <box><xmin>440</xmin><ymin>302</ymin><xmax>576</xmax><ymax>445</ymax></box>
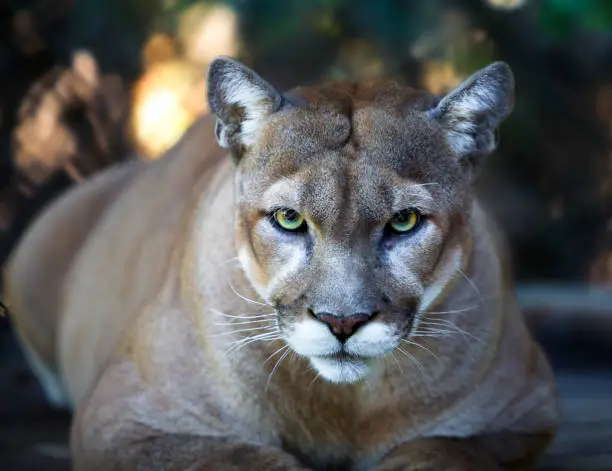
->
<box><xmin>313</xmin><ymin>312</ymin><xmax>374</xmax><ymax>342</ymax></box>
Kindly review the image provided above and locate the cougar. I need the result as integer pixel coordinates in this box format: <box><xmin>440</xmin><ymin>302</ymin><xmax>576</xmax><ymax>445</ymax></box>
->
<box><xmin>4</xmin><ymin>57</ymin><xmax>558</xmax><ymax>471</ymax></box>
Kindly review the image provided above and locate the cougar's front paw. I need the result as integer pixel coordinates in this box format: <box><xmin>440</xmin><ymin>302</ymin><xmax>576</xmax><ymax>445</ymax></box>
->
<box><xmin>371</xmin><ymin>438</ymin><xmax>503</xmax><ymax>471</ymax></box>
<box><xmin>376</xmin><ymin>462</ymin><xmax>501</xmax><ymax>471</ymax></box>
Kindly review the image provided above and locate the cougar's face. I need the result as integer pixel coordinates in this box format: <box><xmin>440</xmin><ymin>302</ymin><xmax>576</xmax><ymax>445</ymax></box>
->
<box><xmin>208</xmin><ymin>57</ymin><xmax>512</xmax><ymax>383</ymax></box>
<box><xmin>234</xmin><ymin>94</ymin><xmax>473</xmax><ymax>383</ymax></box>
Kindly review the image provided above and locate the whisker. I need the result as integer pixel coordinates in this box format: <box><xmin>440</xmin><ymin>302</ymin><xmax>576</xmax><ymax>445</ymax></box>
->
<box><xmin>226</xmin><ymin>338</ymin><xmax>282</xmax><ymax>356</ymax></box>
<box><xmin>308</xmin><ymin>371</ymin><xmax>321</xmax><ymax>389</ymax></box>
<box><xmin>265</xmin><ymin>348</ymin><xmax>291</xmax><ymax>392</ymax></box>
<box><xmin>223</xmin><ymin>330</ymin><xmax>279</xmax><ymax>347</ymax></box>
<box><xmin>210</xmin><ymin>325</ymin><xmax>277</xmax><ymax>338</ymax></box>
<box><xmin>413</xmin><ymin>328</ymin><xmax>456</xmax><ymax>336</ymax></box>
<box><xmin>227</xmin><ymin>281</ymin><xmax>271</xmax><ymax>307</ymax></box>
<box><xmin>210</xmin><ymin>309</ymin><xmax>276</xmax><ymax>320</ymax></box>
<box><xmin>390</xmin><ymin>351</ymin><xmax>403</xmax><ymax>375</ymax></box>
<box><xmin>396</xmin><ymin>346</ymin><xmax>427</xmax><ymax>380</ymax></box>
<box><xmin>418</xmin><ymin>320</ymin><xmax>461</xmax><ymax>329</ymax></box>
<box><xmin>225</xmin><ymin>332</ymin><xmax>281</xmax><ymax>355</ymax></box>
<box><xmin>263</xmin><ymin>344</ymin><xmax>290</xmax><ymax>366</ymax></box>
<box><xmin>400</xmin><ymin>338</ymin><xmax>442</xmax><ymax>364</ymax></box>
<box><xmin>224</xmin><ymin>331</ymin><xmax>279</xmax><ymax>347</ymax></box>
<box><xmin>457</xmin><ymin>269</ymin><xmax>483</xmax><ymax>302</ymax></box>
<box><xmin>217</xmin><ymin>256</ymin><xmax>241</xmax><ymax>267</ymax></box>
<box><xmin>418</xmin><ymin>319</ymin><xmax>484</xmax><ymax>345</ymax></box>
<box><xmin>413</xmin><ymin>325</ymin><xmax>459</xmax><ymax>336</ymax></box>
<box><xmin>424</xmin><ymin>305</ymin><xmax>478</xmax><ymax>315</ymax></box>
<box><xmin>412</xmin><ymin>332</ymin><xmax>457</xmax><ymax>339</ymax></box>
<box><xmin>227</xmin><ymin>333</ymin><xmax>281</xmax><ymax>350</ymax></box>
<box><xmin>214</xmin><ymin>319</ymin><xmax>277</xmax><ymax>327</ymax></box>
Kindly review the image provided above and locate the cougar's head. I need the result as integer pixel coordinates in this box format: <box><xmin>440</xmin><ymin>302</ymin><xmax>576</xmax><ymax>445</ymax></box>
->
<box><xmin>207</xmin><ymin>57</ymin><xmax>514</xmax><ymax>383</ymax></box>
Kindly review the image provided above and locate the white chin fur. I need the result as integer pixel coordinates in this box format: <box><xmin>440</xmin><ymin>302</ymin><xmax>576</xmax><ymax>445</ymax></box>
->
<box><xmin>309</xmin><ymin>356</ymin><xmax>371</xmax><ymax>383</ymax></box>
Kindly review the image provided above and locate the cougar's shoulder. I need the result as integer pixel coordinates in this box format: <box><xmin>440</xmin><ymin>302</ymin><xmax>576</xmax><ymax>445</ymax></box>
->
<box><xmin>3</xmin><ymin>160</ymin><xmax>144</xmax><ymax>407</ymax></box>
<box><xmin>5</xmin><ymin>114</ymin><xmax>230</xmax><ymax>405</ymax></box>
<box><xmin>57</xmin><ymin>115</ymin><xmax>232</xmax><ymax>403</ymax></box>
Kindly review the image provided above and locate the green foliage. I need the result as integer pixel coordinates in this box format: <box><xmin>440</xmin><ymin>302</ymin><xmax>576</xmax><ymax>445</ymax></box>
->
<box><xmin>540</xmin><ymin>0</ymin><xmax>612</xmax><ymax>40</ymax></box>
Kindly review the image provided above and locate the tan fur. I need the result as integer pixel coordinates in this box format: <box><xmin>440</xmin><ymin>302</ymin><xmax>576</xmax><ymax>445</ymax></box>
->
<box><xmin>4</xmin><ymin>60</ymin><xmax>558</xmax><ymax>471</ymax></box>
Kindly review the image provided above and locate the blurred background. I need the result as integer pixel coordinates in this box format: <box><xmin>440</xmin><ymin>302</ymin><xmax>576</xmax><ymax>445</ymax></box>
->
<box><xmin>0</xmin><ymin>0</ymin><xmax>611</xmax><ymax>470</ymax></box>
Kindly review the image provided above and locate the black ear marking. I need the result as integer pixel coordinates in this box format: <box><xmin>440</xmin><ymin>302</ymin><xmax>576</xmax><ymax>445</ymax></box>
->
<box><xmin>428</xmin><ymin>61</ymin><xmax>514</xmax><ymax>167</ymax></box>
<box><xmin>207</xmin><ymin>56</ymin><xmax>284</xmax><ymax>152</ymax></box>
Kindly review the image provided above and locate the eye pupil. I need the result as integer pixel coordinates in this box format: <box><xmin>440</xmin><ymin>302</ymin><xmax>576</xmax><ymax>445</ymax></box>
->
<box><xmin>394</xmin><ymin>211</ymin><xmax>410</xmax><ymax>223</ymax></box>
<box><xmin>283</xmin><ymin>210</ymin><xmax>298</xmax><ymax>221</ymax></box>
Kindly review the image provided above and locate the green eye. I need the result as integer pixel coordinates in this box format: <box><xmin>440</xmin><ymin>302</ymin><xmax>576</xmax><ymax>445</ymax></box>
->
<box><xmin>389</xmin><ymin>209</ymin><xmax>421</xmax><ymax>233</ymax></box>
<box><xmin>273</xmin><ymin>208</ymin><xmax>306</xmax><ymax>232</ymax></box>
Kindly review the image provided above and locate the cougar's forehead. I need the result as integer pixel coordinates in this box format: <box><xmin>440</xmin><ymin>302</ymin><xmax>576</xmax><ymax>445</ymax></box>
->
<box><xmin>241</xmin><ymin>81</ymin><xmax>469</xmax><ymax>209</ymax></box>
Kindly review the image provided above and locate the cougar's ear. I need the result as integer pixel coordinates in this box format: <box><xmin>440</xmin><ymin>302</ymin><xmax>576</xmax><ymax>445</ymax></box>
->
<box><xmin>427</xmin><ymin>61</ymin><xmax>514</xmax><ymax>170</ymax></box>
<box><xmin>207</xmin><ymin>56</ymin><xmax>284</xmax><ymax>152</ymax></box>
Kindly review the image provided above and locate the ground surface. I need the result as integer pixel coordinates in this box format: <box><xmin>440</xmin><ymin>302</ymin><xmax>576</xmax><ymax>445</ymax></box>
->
<box><xmin>0</xmin><ymin>296</ymin><xmax>610</xmax><ymax>471</ymax></box>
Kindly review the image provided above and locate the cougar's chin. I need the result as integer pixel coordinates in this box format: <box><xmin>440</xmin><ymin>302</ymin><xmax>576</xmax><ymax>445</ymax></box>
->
<box><xmin>309</xmin><ymin>354</ymin><xmax>372</xmax><ymax>383</ymax></box>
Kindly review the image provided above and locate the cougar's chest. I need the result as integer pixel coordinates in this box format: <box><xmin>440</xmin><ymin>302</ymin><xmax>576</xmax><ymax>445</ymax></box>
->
<box><xmin>270</xmin><ymin>377</ymin><xmax>419</xmax><ymax>471</ymax></box>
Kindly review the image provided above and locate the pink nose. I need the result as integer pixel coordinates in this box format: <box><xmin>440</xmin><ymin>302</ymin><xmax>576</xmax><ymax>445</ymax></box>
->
<box><xmin>313</xmin><ymin>312</ymin><xmax>372</xmax><ymax>342</ymax></box>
